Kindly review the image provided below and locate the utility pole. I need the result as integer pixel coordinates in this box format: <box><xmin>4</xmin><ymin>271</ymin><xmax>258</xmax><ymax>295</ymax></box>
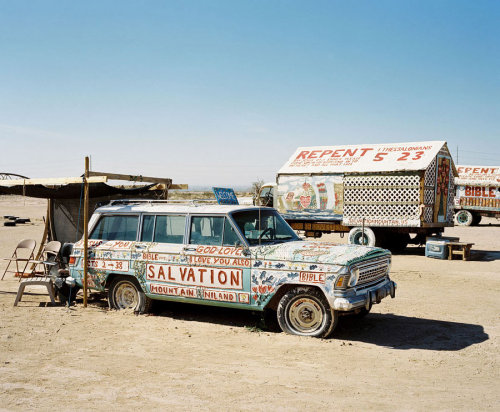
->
<box><xmin>83</xmin><ymin>156</ymin><xmax>89</xmax><ymax>307</ymax></box>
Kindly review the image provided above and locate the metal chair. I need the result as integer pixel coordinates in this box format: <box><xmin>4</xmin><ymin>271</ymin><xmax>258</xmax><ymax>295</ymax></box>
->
<box><xmin>14</xmin><ymin>241</ymin><xmax>61</xmax><ymax>306</ymax></box>
<box><xmin>1</xmin><ymin>239</ymin><xmax>37</xmax><ymax>280</ymax></box>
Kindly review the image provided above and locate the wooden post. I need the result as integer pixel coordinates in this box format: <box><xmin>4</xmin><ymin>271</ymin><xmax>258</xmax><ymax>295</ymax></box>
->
<box><xmin>83</xmin><ymin>157</ymin><xmax>90</xmax><ymax>308</ymax></box>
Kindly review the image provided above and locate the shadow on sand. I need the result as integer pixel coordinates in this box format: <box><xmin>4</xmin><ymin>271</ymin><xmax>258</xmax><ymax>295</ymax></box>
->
<box><xmin>336</xmin><ymin>313</ymin><xmax>488</xmax><ymax>351</ymax></box>
<box><xmin>150</xmin><ymin>301</ymin><xmax>487</xmax><ymax>351</ymax></box>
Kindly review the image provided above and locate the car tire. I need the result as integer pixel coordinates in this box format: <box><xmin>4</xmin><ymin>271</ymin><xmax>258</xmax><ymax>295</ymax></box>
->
<box><xmin>454</xmin><ymin>210</ymin><xmax>473</xmax><ymax>226</ymax></box>
<box><xmin>108</xmin><ymin>276</ymin><xmax>151</xmax><ymax>314</ymax></box>
<box><xmin>348</xmin><ymin>226</ymin><xmax>376</xmax><ymax>247</ymax></box>
<box><xmin>277</xmin><ymin>287</ymin><xmax>337</xmax><ymax>338</ymax></box>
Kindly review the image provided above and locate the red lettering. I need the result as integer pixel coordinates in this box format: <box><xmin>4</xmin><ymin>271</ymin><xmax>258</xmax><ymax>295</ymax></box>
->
<box><xmin>397</xmin><ymin>152</ymin><xmax>410</xmax><ymax>161</ymax></box>
<box><xmin>473</xmin><ymin>168</ymin><xmax>480</xmax><ymax>174</ymax></box>
<box><xmin>332</xmin><ymin>149</ymin><xmax>344</xmax><ymax>158</ymax></box>
<box><xmin>179</xmin><ymin>267</ymin><xmax>187</xmax><ymax>281</ymax></box>
<box><xmin>199</xmin><ymin>268</ymin><xmax>206</xmax><ymax>282</ymax></box>
<box><xmin>187</xmin><ymin>268</ymin><xmax>195</xmax><ymax>282</ymax></box>
<box><xmin>296</xmin><ymin>150</ymin><xmax>310</xmax><ymax>159</ymax></box>
<box><xmin>218</xmin><ymin>270</ymin><xmax>227</xmax><ymax>284</ymax></box>
<box><xmin>489</xmin><ymin>188</ymin><xmax>495</xmax><ymax>197</ymax></box>
<box><xmin>308</xmin><ymin>150</ymin><xmax>321</xmax><ymax>159</ymax></box>
<box><xmin>374</xmin><ymin>153</ymin><xmax>388</xmax><ymax>162</ymax></box>
<box><xmin>359</xmin><ymin>148</ymin><xmax>373</xmax><ymax>156</ymax></box>
<box><xmin>465</xmin><ymin>186</ymin><xmax>471</xmax><ymax>196</ymax></box>
<box><xmin>464</xmin><ymin>168</ymin><xmax>472</xmax><ymax>173</ymax></box>
<box><xmin>168</xmin><ymin>266</ymin><xmax>175</xmax><ymax>281</ymax></box>
<box><xmin>319</xmin><ymin>150</ymin><xmax>333</xmax><ymax>158</ymax></box>
<box><xmin>343</xmin><ymin>149</ymin><xmax>357</xmax><ymax>157</ymax></box>
<box><xmin>412</xmin><ymin>151</ymin><xmax>424</xmax><ymax>160</ymax></box>
<box><xmin>481</xmin><ymin>168</ymin><xmax>489</xmax><ymax>174</ymax></box>
<box><xmin>230</xmin><ymin>271</ymin><xmax>240</xmax><ymax>286</ymax></box>
<box><xmin>148</xmin><ymin>265</ymin><xmax>155</xmax><ymax>278</ymax></box>
<box><xmin>475</xmin><ymin>187</ymin><xmax>481</xmax><ymax>196</ymax></box>
<box><xmin>158</xmin><ymin>266</ymin><xmax>165</xmax><ymax>280</ymax></box>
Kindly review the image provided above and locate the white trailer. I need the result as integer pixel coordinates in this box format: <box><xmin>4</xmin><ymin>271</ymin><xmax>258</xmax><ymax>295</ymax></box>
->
<box><xmin>257</xmin><ymin>141</ymin><xmax>457</xmax><ymax>251</ymax></box>
<box><xmin>453</xmin><ymin>165</ymin><xmax>500</xmax><ymax>226</ymax></box>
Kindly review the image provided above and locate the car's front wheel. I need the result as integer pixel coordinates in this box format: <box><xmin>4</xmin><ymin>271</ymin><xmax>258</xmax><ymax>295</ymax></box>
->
<box><xmin>108</xmin><ymin>276</ymin><xmax>151</xmax><ymax>313</ymax></box>
<box><xmin>277</xmin><ymin>287</ymin><xmax>337</xmax><ymax>338</ymax></box>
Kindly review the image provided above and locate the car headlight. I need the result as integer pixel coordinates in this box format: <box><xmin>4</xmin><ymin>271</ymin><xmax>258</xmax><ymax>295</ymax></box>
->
<box><xmin>334</xmin><ymin>267</ymin><xmax>350</xmax><ymax>289</ymax></box>
<box><xmin>348</xmin><ymin>267</ymin><xmax>359</xmax><ymax>287</ymax></box>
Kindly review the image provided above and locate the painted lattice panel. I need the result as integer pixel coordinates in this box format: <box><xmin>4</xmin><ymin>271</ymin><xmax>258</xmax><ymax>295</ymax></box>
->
<box><xmin>424</xmin><ymin>157</ymin><xmax>437</xmax><ymax>186</ymax></box>
<box><xmin>447</xmin><ymin>167</ymin><xmax>455</xmax><ymax>223</ymax></box>
<box><xmin>343</xmin><ymin>174</ymin><xmax>422</xmax><ymax>227</ymax></box>
<box><xmin>424</xmin><ymin>189</ymin><xmax>435</xmax><ymax>205</ymax></box>
<box><xmin>424</xmin><ymin>206</ymin><xmax>434</xmax><ymax>223</ymax></box>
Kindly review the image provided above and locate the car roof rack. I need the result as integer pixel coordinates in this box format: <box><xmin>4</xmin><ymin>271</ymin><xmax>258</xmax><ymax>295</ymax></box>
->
<box><xmin>107</xmin><ymin>199</ymin><xmax>220</xmax><ymax>207</ymax></box>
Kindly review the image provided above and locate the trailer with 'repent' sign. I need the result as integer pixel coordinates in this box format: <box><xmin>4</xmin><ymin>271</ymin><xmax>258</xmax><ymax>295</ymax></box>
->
<box><xmin>453</xmin><ymin>165</ymin><xmax>500</xmax><ymax>226</ymax></box>
<box><xmin>256</xmin><ymin>141</ymin><xmax>457</xmax><ymax>252</ymax></box>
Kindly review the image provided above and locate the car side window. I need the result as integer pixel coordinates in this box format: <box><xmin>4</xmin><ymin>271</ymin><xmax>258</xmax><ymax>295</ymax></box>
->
<box><xmin>90</xmin><ymin>215</ymin><xmax>139</xmax><ymax>241</ymax></box>
<box><xmin>141</xmin><ymin>215</ymin><xmax>155</xmax><ymax>242</ymax></box>
<box><xmin>154</xmin><ymin>215</ymin><xmax>186</xmax><ymax>244</ymax></box>
<box><xmin>189</xmin><ymin>216</ymin><xmax>224</xmax><ymax>245</ymax></box>
<box><xmin>222</xmin><ymin>218</ymin><xmax>241</xmax><ymax>246</ymax></box>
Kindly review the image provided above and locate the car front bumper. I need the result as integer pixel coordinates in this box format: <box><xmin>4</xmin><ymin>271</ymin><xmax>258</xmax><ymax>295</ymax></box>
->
<box><xmin>331</xmin><ymin>279</ymin><xmax>397</xmax><ymax>311</ymax></box>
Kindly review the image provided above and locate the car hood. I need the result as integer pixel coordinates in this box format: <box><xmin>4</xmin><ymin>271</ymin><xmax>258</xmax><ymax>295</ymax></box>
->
<box><xmin>250</xmin><ymin>240</ymin><xmax>390</xmax><ymax>266</ymax></box>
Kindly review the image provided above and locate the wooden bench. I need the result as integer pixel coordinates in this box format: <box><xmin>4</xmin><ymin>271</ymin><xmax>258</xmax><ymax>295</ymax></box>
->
<box><xmin>447</xmin><ymin>242</ymin><xmax>474</xmax><ymax>261</ymax></box>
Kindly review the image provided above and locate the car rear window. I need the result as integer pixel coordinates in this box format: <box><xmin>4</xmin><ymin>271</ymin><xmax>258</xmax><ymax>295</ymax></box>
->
<box><xmin>90</xmin><ymin>215</ymin><xmax>139</xmax><ymax>241</ymax></box>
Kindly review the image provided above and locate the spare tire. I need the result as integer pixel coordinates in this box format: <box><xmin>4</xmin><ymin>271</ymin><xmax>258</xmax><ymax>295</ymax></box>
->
<box><xmin>348</xmin><ymin>227</ymin><xmax>376</xmax><ymax>247</ymax></box>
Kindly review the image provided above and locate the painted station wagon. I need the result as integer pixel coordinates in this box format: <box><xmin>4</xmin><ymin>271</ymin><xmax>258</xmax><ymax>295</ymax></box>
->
<box><xmin>68</xmin><ymin>200</ymin><xmax>396</xmax><ymax>338</ymax></box>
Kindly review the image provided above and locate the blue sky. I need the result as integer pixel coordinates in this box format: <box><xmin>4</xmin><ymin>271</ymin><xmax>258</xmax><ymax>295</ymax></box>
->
<box><xmin>0</xmin><ymin>0</ymin><xmax>498</xmax><ymax>188</ymax></box>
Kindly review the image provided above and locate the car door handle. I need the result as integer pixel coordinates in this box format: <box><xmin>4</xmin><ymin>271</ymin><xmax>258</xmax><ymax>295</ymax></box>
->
<box><xmin>182</xmin><ymin>246</ymin><xmax>197</xmax><ymax>252</ymax></box>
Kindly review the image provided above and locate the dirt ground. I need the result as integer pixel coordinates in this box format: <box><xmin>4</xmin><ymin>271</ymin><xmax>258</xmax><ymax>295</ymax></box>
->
<box><xmin>0</xmin><ymin>196</ymin><xmax>499</xmax><ymax>411</ymax></box>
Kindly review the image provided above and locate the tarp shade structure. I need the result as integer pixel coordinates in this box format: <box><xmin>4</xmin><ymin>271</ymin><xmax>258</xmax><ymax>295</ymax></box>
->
<box><xmin>0</xmin><ymin>182</ymin><xmax>165</xmax><ymax>245</ymax></box>
<box><xmin>0</xmin><ymin>182</ymin><xmax>157</xmax><ymax>199</ymax></box>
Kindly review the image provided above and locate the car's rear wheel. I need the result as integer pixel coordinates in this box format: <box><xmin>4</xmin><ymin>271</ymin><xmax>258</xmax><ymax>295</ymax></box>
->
<box><xmin>108</xmin><ymin>276</ymin><xmax>151</xmax><ymax>313</ymax></box>
<box><xmin>277</xmin><ymin>287</ymin><xmax>337</xmax><ymax>338</ymax></box>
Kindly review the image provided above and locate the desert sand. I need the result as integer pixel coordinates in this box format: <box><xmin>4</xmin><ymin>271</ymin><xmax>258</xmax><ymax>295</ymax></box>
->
<box><xmin>0</xmin><ymin>195</ymin><xmax>499</xmax><ymax>411</ymax></box>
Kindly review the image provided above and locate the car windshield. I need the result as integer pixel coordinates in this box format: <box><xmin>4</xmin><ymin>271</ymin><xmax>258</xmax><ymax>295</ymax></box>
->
<box><xmin>230</xmin><ymin>209</ymin><xmax>299</xmax><ymax>246</ymax></box>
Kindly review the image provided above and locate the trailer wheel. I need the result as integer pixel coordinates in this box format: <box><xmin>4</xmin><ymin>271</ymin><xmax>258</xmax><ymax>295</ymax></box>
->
<box><xmin>348</xmin><ymin>227</ymin><xmax>376</xmax><ymax>247</ymax></box>
<box><xmin>472</xmin><ymin>213</ymin><xmax>482</xmax><ymax>226</ymax></box>
<box><xmin>454</xmin><ymin>210</ymin><xmax>473</xmax><ymax>226</ymax></box>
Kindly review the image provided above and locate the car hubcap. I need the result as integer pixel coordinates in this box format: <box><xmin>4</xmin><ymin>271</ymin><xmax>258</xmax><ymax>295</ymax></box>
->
<box><xmin>288</xmin><ymin>297</ymin><xmax>324</xmax><ymax>334</ymax></box>
<box><xmin>114</xmin><ymin>282</ymin><xmax>138</xmax><ymax>309</ymax></box>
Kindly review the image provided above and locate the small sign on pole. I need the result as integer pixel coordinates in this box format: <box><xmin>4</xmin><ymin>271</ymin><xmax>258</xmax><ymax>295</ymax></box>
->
<box><xmin>212</xmin><ymin>187</ymin><xmax>239</xmax><ymax>205</ymax></box>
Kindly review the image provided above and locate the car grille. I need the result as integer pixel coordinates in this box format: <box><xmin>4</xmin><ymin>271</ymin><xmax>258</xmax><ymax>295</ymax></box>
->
<box><xmin>354</xmin><ymin>257</ymin><xmax>390</xmax><ymax>286</ymax></box>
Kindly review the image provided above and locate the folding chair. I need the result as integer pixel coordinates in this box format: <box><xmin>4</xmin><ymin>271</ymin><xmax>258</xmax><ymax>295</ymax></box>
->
<box><xmin>1</xmin><ymin>239</ymin><xmax>37</xmax><ymax>280</ymax></box>
<box><xmin>14</xmin><ymin>241</ymin><xmax>61</xmax><ymax>306</ymax></box>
